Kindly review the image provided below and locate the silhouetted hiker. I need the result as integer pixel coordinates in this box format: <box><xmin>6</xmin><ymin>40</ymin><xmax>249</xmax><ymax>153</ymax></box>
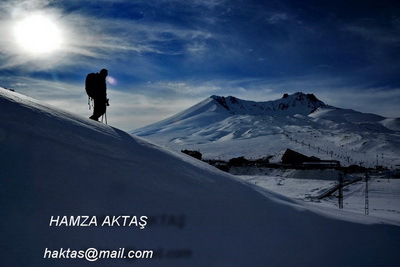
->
<box><xmin>85</xmin><ymin>68</ymin><xmax>109</xmax><ymax>122</ymax></box>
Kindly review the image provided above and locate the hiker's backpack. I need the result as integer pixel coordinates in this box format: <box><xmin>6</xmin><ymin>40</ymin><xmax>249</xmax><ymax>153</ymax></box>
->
<box><xmin>85</xmin><ymin>73</ymin><xmax>99</xmax><ymax>99</ymax></box>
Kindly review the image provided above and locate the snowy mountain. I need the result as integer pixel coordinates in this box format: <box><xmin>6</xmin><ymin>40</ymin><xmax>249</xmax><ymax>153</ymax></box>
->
<box><xmin>134</xmin><ymin>92</ymin><xmax>400</xmax><ymax>168</ymax></box>
<box><xmin>1</xmin><ymin>88</ymin><xmax>400</xmax><ymax>266</ymax></box>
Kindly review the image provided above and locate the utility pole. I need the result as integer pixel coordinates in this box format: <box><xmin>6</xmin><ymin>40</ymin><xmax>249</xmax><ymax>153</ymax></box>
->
<box><xmin>338</xmin><ymin>172</ymin><xmax>344</xmax><ymax>209</ymax></box>
<box><xmin>365</xmin><ymin>172</ymin><xmax>369</xmax><ymax>215</ymax></box>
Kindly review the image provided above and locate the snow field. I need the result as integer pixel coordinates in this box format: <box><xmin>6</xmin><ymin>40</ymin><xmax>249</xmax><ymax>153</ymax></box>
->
<box><xmin>238</xmin><ymin>174</ymin><xmax>400</xmax><ymax>224</ymax></box>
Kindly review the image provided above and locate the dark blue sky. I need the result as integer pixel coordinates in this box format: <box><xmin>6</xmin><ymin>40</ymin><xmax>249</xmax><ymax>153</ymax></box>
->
<box><xmin>1</xmin><ymin>0</ymin><xmax>399</xmax><ymax>129</ymax></box>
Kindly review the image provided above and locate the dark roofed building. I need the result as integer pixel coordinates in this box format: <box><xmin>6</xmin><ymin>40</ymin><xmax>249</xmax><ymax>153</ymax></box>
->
<box><xmin>281</xmin><ymin>149</ymin><xmax>320</xmax><ymax>165</ymax></box>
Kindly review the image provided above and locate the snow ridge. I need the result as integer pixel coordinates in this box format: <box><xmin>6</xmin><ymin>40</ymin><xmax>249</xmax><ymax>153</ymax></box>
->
<box><xmin>211</xmin><ymin>92</ymin><xmax>326</xmax><ymax>116</ymax></box>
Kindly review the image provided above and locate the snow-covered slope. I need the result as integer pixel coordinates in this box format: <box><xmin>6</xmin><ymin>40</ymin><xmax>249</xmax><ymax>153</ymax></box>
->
<box><xmin>1</xmin><ymin>88</ymin><xmax>400</xmax><ymax>266</ymax></box>
<box><xmin>134</xmin><ymin>92</ymin><xmax>400</xmax><ymax>168</ymax></box>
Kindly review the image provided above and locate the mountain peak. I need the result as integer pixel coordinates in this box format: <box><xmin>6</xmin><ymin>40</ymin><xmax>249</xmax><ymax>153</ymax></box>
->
<box><xmin>282</xmin><ymin>92</ymin><xmax>320</xmax><ymax>103</ymax></box>
<box><xmin>210</xmin><ymin>92</ymin><xmax>326</xmax><ymax>116</ymax></box>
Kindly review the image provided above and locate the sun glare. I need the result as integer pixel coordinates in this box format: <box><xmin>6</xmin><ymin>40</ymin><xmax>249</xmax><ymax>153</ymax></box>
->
<box><xmin>14</xmin><ymin>14</ymin><xmax>62</xmax><ymax>54</ymax></box>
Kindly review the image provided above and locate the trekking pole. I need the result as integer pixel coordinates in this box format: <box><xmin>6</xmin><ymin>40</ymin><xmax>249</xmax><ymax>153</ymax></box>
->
<box><xmin>104</xmin><ymin>110</ymin><xmax>108</xmax><ymax>125</ymax></box>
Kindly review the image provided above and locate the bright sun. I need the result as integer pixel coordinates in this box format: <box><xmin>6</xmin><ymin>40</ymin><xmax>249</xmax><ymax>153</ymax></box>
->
<box><xmin>14</xmin><ymin>14</ymin><xmax>62</xmax><ymax>54</ymax></box>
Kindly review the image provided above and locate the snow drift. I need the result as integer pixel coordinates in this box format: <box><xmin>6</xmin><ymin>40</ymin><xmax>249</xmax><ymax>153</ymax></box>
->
<box><xmin>1</xmin><ymin>88</ymin><xmax>400</xmax><ymax>266</ymax></box>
